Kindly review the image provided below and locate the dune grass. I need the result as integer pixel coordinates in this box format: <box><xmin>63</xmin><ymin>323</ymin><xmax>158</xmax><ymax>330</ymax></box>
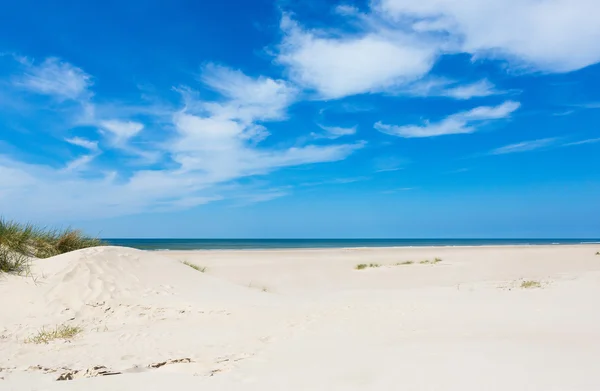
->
<box><xmin>25</xmin><ymin>324</ymin><xmax>83</xmax><ymax>344</ymax></box>
<box><xmin>395</xmin><ymin>261</ymin><xmax>414</xmax><ymax>266</ymax></box>
<box><xmin>596</xmin><ymin>251</ymin><xmax>600</xmax><ymax>256</ymax></box>
<box><xmin>182</xmin><ymin>261</ymin><xmax>207</xmax><ymax>273</ymax></box>
<box><xmin>419</xmin><ymin>258</ymin><xmax>443</xmax><ymax>265</ymax></box>
<box><xmin>355</xmin><ymin>263</ymin><xmax>381</xmax><ymax>270</ymax></box>
<box><xmin>0</xmin><ymin>218</ymin><xmax>104</xmax><ymax>274</ymax></box>
<box><xmin>520</xmin><ymin>280</ymin><xmax>542</xmax><ymax>289</ymax></box>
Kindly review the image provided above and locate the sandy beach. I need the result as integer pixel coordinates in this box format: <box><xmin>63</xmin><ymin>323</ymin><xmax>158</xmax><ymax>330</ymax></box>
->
<box><xmin>1</xmin><ymin>244</ymin><xmax>600</xmax><ymax>390</ymax></box>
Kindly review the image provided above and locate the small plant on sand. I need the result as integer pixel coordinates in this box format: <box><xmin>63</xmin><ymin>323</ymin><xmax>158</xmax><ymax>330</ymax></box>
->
<box><xmin>395</xmin><ymin>261</ymin><xmax>414</xmax><ymax>266</ymax></box>
<box><xmin>182</xmin><ymin>261</ymin><xmax>207</xmax><ymax>273</ymax></box>
<box><xmin>419</xmin><ymin>258</ymin><xmax>443</xmax><ymax>265</ymax></box>
<box><xmin>248</xmin><ymin>281</ymin><xmax>270</xmax><ymax>292</ymax></box>
<box><xmin>596</xmin><ymin>251</ymin><xmax>600</xmax><ymax>256</ymax></box>
<box><xmin>520</xmin><ymin>280</ymin><xmax>542</xmax><ymax>289</ymax></box>
<box><xmin>25</xmin><ymin>324</ymin><xmax>82</xmax><ymax>344</ymax></box>
<box><xmin>355</xmin><ymin>263</ymin><xmax>381</xmax><ymax>270</ymax></box>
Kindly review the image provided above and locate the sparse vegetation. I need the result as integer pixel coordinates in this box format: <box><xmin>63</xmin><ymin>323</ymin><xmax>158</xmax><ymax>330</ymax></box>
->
<box><xmin>395</xmin><ymin>261</ymin><xmax>414</xmax><ymax>266</ymax></box>
<box><xmin>25</xmin><ymin>324</ymin><xmax>83</xmax><ymax>344</ymax></box>
<box><xmin>0</xmin><ymin>218</ymin><xmax>103</xmax><ymax>274</ymax></box>
<box><xmin>182</xmin><ymin>261</ymin><xmax>207</xmax><ymax>273</ymax></box>
<box><xmin>419</xmin><ymin>258</ymin><xmax>443</xmax><ymax>265</ymax></box>
<box><xmin>248</xmin><ymin>281</ymin><xmax>270</xmax><ymax>292</ymax></box>
<box><xmin>520</xmin><ymin>280</ymin><xmax>542</xmax><ymax>289</ymax></box>
<box><xmin>355</xmin><ymin>263</ymin><xmax>381</xmax><ymax>270</ymax></box>
<box><xmin>596</xmin><ymin>251</ymin><xmax>600</xmax><ymax>256</ymax></box>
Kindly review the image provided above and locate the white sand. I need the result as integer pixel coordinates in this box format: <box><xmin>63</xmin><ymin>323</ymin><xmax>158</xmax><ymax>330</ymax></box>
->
<box><xmin>1</xmin><ymin>245</ymin><xmax>600</xmax><ymax>390</ymax></box>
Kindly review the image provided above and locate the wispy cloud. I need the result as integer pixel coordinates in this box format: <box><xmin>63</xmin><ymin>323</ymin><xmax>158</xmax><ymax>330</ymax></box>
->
<box><xmin>0</xmin><ymin>60</ymin><xmax>363</xmax><ymax>219</ymax></box>
<box><xmin>488</xmin><ymin>138</ymin><xmax>559</xmax><ymax>155</ymax></box>
<box><xmin>312</xmin><ymin>124</ymin><xmax>357</xmax><ymax>139</ymax></box>
<box><xmin>375</xmin><ymin>101</ymin><xmax>521</xmax><ymax>138</ymax></box>
<box><xmin>487</xmin><ymin>136</ymin><xmax>600</xmax><ymax>156</ymax></box>
<box><xmin>100</xmin><ymin>120</ymin><xmax>144</xmax><ymax>144</ymax></box>
<box><xmin>402</xmin><ymin>79</ymin><xmax>503</xmax><ymax>100</ymax></box>
<box><xmin>14</xmin><ymin>57</ymin><xmax>92</xmax><ymax>101</ymax></box>
<box><xmin>563</xmin><ymin>137</ymin><xmax>600</xmax><ymax>147</ymax></box>
<box><xmin>65</xmin><ymin>137</ymin><xmax>98</xmax><ymax>151</ymax></box>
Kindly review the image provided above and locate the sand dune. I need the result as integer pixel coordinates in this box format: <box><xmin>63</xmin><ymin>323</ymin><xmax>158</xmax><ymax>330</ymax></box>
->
<box><xmin>1</xmin><ymin>245</ymin><xmax>600</xmax><ymax>390</ymax></box>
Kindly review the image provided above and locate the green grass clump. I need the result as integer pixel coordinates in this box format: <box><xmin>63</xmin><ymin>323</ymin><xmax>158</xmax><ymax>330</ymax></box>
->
<box><xmin>520</xmin><ymin>280</ymin><xmax>542</xmax><ymax>289</ymax></box>
<box><xmin>395</xmin><ymin>261</ymin><xmax>414</xmax><ymax>266</ymax></box>
<box><xmin>0</xmin><ymin>218</ymin><xmax>103</xmax><ymax>274</ymax></box>
<box><xmin>182</xmin><ymin>261</ymin><xmax>207</xmax><ymax>273</ymax></box>
<box><xmin>355</xmin><ymin>263</ymin><xmax>381</xmax><ymax>270</ymax></box>
<box><xmin>0</xmin><ymin>247</ymin><xmax>30</xmax><ymax>274</ymax></box>
<box><xmin>25</xmin><ymin>324</ymin><xmax>82</xmax><ymax>344</ymax></box>
<box><xmin>419</xmin><ymin>258</ymin><xmax>443</xmax><ymax>265</ymax></box>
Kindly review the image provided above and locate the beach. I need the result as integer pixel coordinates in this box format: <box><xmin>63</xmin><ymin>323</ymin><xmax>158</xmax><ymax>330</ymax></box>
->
<box><xmin>1</xmin><ymin>244</ymin><xmax>600</xmax><ymax>390</ymax></box>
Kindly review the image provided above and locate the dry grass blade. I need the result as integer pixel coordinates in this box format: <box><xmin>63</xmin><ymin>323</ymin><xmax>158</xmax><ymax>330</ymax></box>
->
<box><xmin>182</xmin><ymin>261</ymin><xmax>207</xmax><ymax>273</ymax></box>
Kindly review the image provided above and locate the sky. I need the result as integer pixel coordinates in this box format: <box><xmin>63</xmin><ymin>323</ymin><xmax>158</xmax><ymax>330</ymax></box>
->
<box><xmin>1</xmin><ymin>0</ymin><xmax>599</xmax><ymax>238</ymax></box>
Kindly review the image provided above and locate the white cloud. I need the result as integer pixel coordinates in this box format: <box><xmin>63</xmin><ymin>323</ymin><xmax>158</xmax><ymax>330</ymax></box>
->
<box><xmin>277</xmin><ymin>15</ymin><xmax>437</xmax><ymax>99</ymax></box>
<box><xmin>15</xmin><ymin>57</ymin><xmax>92</xmax><ymax>100</ymax></box>
<box><xmin>376</xmin><ymin>0</ymin><xmax>600</xmax><ymax>73</ymax></box>
<box><xmin>200</xmin><ymin>64</ymin><xmax>297</xmax><ymax>122</ymax></box>
<box><xmin>489</xmin><ymin>138</ymin><xmax>558</xmax><ymax>155</ymax></box>
<box><xmin>100</xmin><ymin>120</ymin><xmax>144</xmax><ymax>144</ymax></box>
<box><xmin>441</xmin><ymin>80</ymin><xmax>500</xmax><ymax>100</ymax></box>
<box><xmin>277</xmin><ymin>1</ymin><xmax>600</xmax><ymax>100</ymax></box>
<box><xmin>65</xmin><ymin>137</ymin><xmax>98</xmax><ymax>151</ymax></box>
<box><xmin>375</xmin><ymin>101</ymin><xmax>520</xmax><ymax>138</ymax></box>
<box><xmin>402</xmin><ymin>79</ymin><xmax>501</xmax><ymax>100</ymax></box>
<box><xmin>563</xmin><ymin>137</ymin><xmax>600</xmax><ymax>146</ymax></box>
<box><xmin>312</xmin><ymin>124</ymin><xmax>357</xmax><ymax>139</ymax></box>
<box><xmin>0</xmin><ymin>65</ymin><xmax>363</xmax><ymax>220</ymax></box>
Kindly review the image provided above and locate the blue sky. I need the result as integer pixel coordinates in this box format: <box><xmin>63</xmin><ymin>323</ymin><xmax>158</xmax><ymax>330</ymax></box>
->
<box><xmin>1</xmin><ymin>0</ymin><xmax>599</xmax><ymax>238</ymax></box>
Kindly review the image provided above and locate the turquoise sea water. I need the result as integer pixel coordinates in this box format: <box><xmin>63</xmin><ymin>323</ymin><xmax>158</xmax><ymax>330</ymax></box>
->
<box><xmin>104</xmin><ymin>239</ymin><xmax>600</xmax><ymax>251</ymax></box>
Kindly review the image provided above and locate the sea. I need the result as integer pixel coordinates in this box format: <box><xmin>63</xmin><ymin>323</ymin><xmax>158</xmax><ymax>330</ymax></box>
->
<box><xmin>103</xmin><ymin>239</ymin><xmax>600</xmax><ymax>251</ymax></box>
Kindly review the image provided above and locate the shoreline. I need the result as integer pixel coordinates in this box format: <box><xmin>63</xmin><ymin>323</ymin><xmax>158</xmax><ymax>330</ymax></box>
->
<box><xmin>149</xmin><ymin>243</ymin><xmax>600</xmax><ymax>253</ymax></box>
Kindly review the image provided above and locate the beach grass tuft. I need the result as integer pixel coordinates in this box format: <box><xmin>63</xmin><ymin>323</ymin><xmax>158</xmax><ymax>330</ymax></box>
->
<box><xmin>25</xmin><ymin>324</ymin><xmax>83</xmax><ymax>344</ymax></box>
<box><xmin>0</xmin><ymin>247</ymin><xmax>30</xmax><ymax>274</ymax></box>
<box><xmin>395</xmin><ymin>261</ymin><xmax>414</xmax><ymax>266</ymax></box>
<box><xmin>419</xmin><ymin>258</ymin><xmax>443</xmax><ymax>265</ymax></box>
<box><xmin>596</xmin><ymin>251</ymin><xmax>600</xmax><ymax>256</ymax></box>
<box><xmin>0</xmin><ymin>218</ymin><xmax>103</xmax><ymax>274</ymax></box>
<box><xmin>520</xmin><ymin>280</ymin><xmax>542</xmax><ymax>289</ymax></box>
<box><xmin>182</xmin><ymin>261</ymin><xmax>207</xmax><ymax>273</ymax></box>
<box><xmin>355</xmin><ymin>263</ymin><xmax>381</xmax><ymax>270</ymax></box>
